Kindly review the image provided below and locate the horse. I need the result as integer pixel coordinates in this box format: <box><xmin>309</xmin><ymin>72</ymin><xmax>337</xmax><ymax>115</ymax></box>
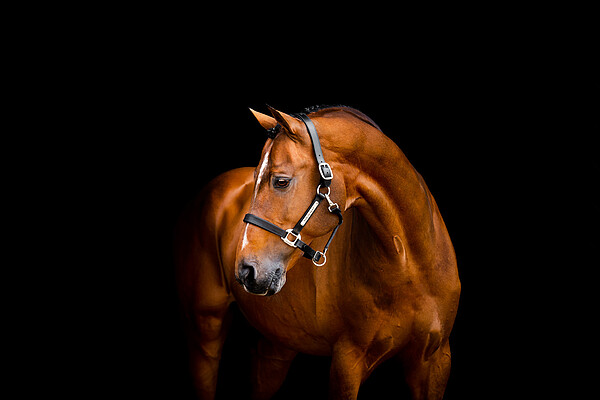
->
<box><xmin>175</xmin><ymin>105</ymin><xmax>461</xmax><ymax>399</ymax></box>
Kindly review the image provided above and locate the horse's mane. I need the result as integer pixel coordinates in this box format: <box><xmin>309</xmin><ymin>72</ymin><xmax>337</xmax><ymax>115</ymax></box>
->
<box><xmin>303</xmin><ymin>104</ymin><xmax>382</xmax><ymax>132</ymax></box>
<box><xmin>265</xmin><ymin>105</ymin><xmax>383</xmax><ymax>139</ymax></box>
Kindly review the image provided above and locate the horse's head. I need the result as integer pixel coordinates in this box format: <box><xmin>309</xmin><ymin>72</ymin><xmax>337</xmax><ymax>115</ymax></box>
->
<box><xmin>235</xmin><ymin>106</ymin><xmax>346</xmax><ymax>296</ymax></box>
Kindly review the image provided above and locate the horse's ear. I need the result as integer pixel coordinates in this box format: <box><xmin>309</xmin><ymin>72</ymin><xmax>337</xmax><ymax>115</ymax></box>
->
<box><xmin>249</xmin><ymin>108</ymin><xmax>278</xmax><ymax>130</ymax></box>
<box><xmin>266</xmin><ymin>105</ymin><xmax>306</xmax><ymax>143</ymax></box>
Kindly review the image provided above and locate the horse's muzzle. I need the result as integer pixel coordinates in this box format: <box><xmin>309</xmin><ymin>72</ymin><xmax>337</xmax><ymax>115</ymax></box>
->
<box><xmin>236</xmin><ymin>260</ymin><xmax>286</xmax><ymax>296</ymax></box>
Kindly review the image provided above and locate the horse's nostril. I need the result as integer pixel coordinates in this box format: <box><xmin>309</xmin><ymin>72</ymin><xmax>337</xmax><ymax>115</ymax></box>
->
<box><xmin>239</xmin><ymin>263</ymin><xmax>257</xmax><ymax>283</ymax></box>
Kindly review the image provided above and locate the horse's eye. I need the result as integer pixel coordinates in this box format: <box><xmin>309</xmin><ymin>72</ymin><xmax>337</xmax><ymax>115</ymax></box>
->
<box><xmin>273</xmin><ymin>177</ymin><xmax>291</xmax><ymax>189</ymax></box>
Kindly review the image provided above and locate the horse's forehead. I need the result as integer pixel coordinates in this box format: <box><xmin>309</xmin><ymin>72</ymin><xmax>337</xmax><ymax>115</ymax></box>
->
<box><xmin>255</xmin><ymin>139</ymin><xmax>287</xmax><ymax>184</ymax></box>
<box><xmin>268</xmin><ymin>135</ymin><xmax>307</xmax><ymax>167</ymax></box>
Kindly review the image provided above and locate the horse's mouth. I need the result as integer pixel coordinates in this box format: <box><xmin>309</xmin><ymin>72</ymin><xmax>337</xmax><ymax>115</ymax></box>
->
<box><xmin>240</xmin><ymin>268</ymin><xmax>286</xmax><ymax>297</ymax></box>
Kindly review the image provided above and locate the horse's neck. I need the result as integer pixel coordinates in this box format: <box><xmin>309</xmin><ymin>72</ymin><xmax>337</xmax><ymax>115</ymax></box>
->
<box><xmin>343</xmin><ymin>131</ymin><xmax>435</xmax><ymax>264</ymax></box>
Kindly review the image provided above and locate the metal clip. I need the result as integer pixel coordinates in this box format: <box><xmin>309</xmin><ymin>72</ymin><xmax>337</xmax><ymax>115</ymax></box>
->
<box><xmin>316</xmin><ymin>185</ymin><xmax>339</xmax><ymax>213</ymax></box>
<box><xmin>325</xmin><ymin>195</ymin><xmax>339</xmax><ymax>213</ymax></box>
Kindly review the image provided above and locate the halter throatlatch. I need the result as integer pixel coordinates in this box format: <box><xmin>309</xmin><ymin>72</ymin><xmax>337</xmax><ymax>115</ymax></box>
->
<box><xmin>243</xmin><ymin>113</ymin><xmax>343</xmax><ymax>266</ymax></box>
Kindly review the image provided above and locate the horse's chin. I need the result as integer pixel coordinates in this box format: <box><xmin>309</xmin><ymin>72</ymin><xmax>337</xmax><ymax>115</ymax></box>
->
<box><xmin>271</xmin><ymin>271</ymin><xmax>286</xmax><ymax>295</ymax></box>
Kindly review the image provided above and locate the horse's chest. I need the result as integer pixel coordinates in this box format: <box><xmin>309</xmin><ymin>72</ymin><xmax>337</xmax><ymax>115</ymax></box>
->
<box><xmin>235</xmin><ymin>289</ymin><xmax>335</xmax><ymax>355</ymax></box>
<box><xmin>232</xmin><ymin>259</ymin><xmax>414</xmax><ymax>356</ymax></box>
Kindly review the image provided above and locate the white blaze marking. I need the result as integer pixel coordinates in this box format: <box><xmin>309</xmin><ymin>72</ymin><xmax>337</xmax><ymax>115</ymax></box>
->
<box><xmin>240</xmin><ymin>224</ymin><xmax>250</xmax><ymax>251</ymax></box>
<box><xmin>253</xmin><ymin>147</ymin><xmax>271</xmax><ymax>201</ymax></box>
<box><xmin>242</xmin><ymin>147</ymin><xmax>271</xmax><ymax>252</ymax></box>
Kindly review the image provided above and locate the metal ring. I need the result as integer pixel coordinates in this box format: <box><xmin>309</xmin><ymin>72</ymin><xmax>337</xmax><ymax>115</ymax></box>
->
<box><xmin>316</xmin><ymin>184</ymin><xmax>331</xmax><ymax>197</ymax></box>
<box><xmin>312</xmin><ymin>252</ymin><xmax>327</xmax><ymax>267</ymax></box>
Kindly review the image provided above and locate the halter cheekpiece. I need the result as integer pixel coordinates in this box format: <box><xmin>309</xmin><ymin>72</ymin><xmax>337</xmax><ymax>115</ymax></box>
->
<box><xmin>243</xmin><ymin>113</ymin><xmax>343</xmax><ymax>266</ymax></box>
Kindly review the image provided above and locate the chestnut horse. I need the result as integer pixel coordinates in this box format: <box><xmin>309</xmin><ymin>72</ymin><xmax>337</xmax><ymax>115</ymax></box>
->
<box><xmin>175</xmin><ymin>105</ymin><xmax>460</xmax><ymax>399</ymax></box>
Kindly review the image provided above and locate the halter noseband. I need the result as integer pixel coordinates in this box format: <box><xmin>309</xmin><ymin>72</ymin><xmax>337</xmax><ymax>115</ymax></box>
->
<box><xmin>243</xmin><ymin>113</ymin><xmax>343</xmax><ymax>266</ymax></box>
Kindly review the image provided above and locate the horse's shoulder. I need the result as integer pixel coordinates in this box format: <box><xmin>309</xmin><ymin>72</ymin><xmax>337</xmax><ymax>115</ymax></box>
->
<box><xmin>204</xmin><ymin>167</ymin><xmax>254</xmax><ymax>196</ymax></box>
<box><xmin>175</xmin><ymin>167</ymin><xmax>254</xmax><ymax>301</ymax></box>
<box><xmin>176</xmin><ymin>167</ymin><xmax>253</xmax><ymax>236</ymax></box>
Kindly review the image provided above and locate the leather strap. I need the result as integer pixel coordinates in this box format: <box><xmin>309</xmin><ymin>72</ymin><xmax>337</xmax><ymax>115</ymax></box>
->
<box><xmin>295</xmin><ymin>113</ymin><xmax>333</xmax><ymax>187</ymax></box>
<box><xmin>243</xmin><ymin>213</ymin><xmax>286</xmax><ymax>237</ymax></box>
<box><xmin>295</xmin><ymin>114</ymin><xmax>325</xmax><ymax>166</ymax></box>
<box><xmin>292</xmin><ymin>193</ymin><xmax>324</xmax><ymax>234</ymax></box>
<box><xmin>243</xmin><ymin>213</ymin><xmax>320</xmax><ymax>261</ymax></box>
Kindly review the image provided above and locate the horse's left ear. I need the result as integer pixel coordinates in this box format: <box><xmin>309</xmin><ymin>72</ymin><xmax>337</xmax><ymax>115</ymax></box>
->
<box><xmin>249</xmin><ymin>108</ymin><xmax>278</xmax><ymax>130</ymax></box>
<box><xmin>267</xmin><ymin>106</ymin><xmax>306</xmax><ymax>144</ymax></box>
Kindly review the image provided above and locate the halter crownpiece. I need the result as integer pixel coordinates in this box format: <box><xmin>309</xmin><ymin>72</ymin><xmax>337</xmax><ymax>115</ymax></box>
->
<box><xmin>243</xmin><ymin>113</ymin><xmax>343</xmax><ymax>266</ymax></box>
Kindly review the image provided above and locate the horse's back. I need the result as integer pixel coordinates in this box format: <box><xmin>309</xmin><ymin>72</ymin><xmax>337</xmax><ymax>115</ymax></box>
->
<box><xmin>175</xmin><ymin>167</ymin><xmax>254</xmax><ymax>313</ymax></box>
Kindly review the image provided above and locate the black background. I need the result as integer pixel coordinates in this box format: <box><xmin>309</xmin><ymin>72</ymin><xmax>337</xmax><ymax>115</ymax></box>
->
<box><xmin>71</xmin><ymin>37</ymin><xmax>598</xmax><ymax>399</ymax></box>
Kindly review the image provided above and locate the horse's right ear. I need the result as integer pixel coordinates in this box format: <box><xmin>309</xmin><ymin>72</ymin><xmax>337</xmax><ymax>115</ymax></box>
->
<box><xmin>249</xmin><ymin>108</ymin><xmax>278</xmax><ymax>131</ymax></box>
